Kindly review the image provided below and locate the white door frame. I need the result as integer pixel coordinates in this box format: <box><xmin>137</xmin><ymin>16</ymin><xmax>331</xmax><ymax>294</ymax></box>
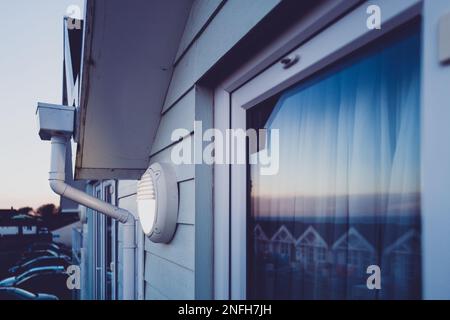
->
<box><xmin>213</xmin><ymin>0</ymin><xmax>422</xmax><ymax>300</ymax></box>
<box><xmin>102</xmin><ymin>180</ymin><xmax>117</xmax><ymax>300</ymax></box>
<box><xmin>92</xmin><ymin>182</ymin><xmax>103</xmax><ymax>300</ymax></box>
<box><xmin>92</xmin><ymin>180</ymin><xmax>117</xmax><ymax>300</ymax></box>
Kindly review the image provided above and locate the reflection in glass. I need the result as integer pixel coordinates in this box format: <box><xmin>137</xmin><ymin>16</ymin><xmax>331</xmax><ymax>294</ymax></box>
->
<box><xmin>247</xmin><ymin>28</ymin><xmax>421</xmax><ymax>300</ymax></box>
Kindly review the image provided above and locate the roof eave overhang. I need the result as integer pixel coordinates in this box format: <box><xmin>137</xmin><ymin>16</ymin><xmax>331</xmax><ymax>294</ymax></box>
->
<box><xmin>75</xmin><ymin>0</ymin><xmax>192</xmax><ymax>180</ymax></box>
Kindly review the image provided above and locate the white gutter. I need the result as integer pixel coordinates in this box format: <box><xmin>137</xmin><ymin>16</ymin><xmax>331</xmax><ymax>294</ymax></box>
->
<box><xmin>49</xmin><ymin>135</ymin><xmax>136</xmax><ymax>300</ymax></box>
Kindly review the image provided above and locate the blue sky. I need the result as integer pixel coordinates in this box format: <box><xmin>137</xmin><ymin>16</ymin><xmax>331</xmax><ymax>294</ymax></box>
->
<box><xmin>0</xmin><ymin>0</ymin><xmax>83</xmax><ymax>209</ymax></box>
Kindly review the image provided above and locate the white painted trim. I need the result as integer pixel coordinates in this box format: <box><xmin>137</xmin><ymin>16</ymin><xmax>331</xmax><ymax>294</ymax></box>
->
<box><xmin>421</xmin><ymin>0</ymin><xmax>450</xmax><ymax>300</ymax></box>
<box><xmin>194</xmin><ymin>86</ymin><xmax>214</xmax><ymax>299</ymax></box>
<box><xmin>232</xmin><ymin>0</ymin><xmax>422</xmax><ymax>110</ymax></box>
<box><xmin>103</xmin><ymin>180</ymin><xmax>120</xmax><ymax>300</ymax></box>
<box><xmin>63</xmin><ymin>18</ymin><xmax>75</xmax><ymax>106</ymax></box>
<box><xmin>384</xmin><ymin>229</ymin><xmax>419</xmax><ymax>256</ymax></box>
<box><xmin>92</xmin><ymin>182</ymin><xmax>103</xmax><ymax>300</ymax></box>
<box><xmin>213</xmin><ymin>88</ymin><xmax>230</xmax><ymax>300</ymax></box>
<box><xmin>331</xmin><ymin>227</ymin><xmax>376</xmax><ymax>253</ymax></box>
<box><xmin>270</xmin><ymin>225</ymin><xmax>296</xmax><ymax>243</ymax></box>
<box><xmin>92</xmin><ymin>180</ymin><xmax>118</xmax><ymax>300</ymax></box>
<box><xmin>221</xmin><ymin>0</ymin><xmax>364</xmax><ymax>92</ymax></box>
<box><xmin>229</xmin><ymin>93</ymin><xmax>247</xmax><ymax>300</ymax></box>
<box><xmin>254</xmin><ymin>224</ymin><xmax>269</xmax><ymax>241</ymax></box>
<box><xmin>215</xmin><ymin>0</ymin><xmax>422</xmax><ymax>300</ymax></box>
<box><xmin>296</xmin><ymin>226</ymin><xmax>328</xmax><ymax>248</ymax></box>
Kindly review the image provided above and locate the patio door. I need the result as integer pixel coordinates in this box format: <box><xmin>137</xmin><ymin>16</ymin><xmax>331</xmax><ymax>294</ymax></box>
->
<box><xmin>93</xmin><ymin>180</ymin><xmax>118</xmax><ymax>300</ymax></box>
<box><xmin>222</xmin><ymin>1</ymin><xmax>423</xmax><ymax>300</ymax></box>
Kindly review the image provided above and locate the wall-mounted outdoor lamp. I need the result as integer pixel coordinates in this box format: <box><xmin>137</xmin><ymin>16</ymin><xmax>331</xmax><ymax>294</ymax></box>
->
<box><xmin>137</xmin><ymin>162</ymin><xmax>178</xmax><ymax>243</ymax></box>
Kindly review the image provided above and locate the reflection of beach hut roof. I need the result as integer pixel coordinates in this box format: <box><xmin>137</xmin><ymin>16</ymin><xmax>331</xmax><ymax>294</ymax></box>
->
<box><xmin>295</xmin><ymin>226</ymin><xmax>328</xmax><ymax>248</ymax></box>
<box><xmin>332</xmin><ymin>227</ymin><xmax>375</xmax><ymax>252</ymax></box>
<box><xmin>270</xmin><ymin>225</ymin><xmax>295</xmax><ymax>243</ymax></box>
<box><xmin>254</xmin><ymin>224</ymin><xmax>269</xmax><ymax>241</ymax></box>
<box><xmin>384</xmin><ymin>229</ymin><xmax>420</xmax><ymax>255</ymax></box>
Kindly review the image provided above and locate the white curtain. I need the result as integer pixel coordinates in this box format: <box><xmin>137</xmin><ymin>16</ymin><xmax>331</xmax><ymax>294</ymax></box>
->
<box><xmin>249</xmin><ymin>31</ymin><xmax>421</xmax><ymax>300</ymax></box>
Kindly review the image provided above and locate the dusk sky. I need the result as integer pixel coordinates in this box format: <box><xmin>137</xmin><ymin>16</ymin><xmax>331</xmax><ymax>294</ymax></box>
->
<box><xmin>0</xmin><ymin>0</ymin><xmax>83</xmax><ymax>209</ymax></box>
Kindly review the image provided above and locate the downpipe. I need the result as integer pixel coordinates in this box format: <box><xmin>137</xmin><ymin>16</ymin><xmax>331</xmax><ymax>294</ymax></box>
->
<box><xmin>137</xmin><ymin>226</ymin><xmax>145</xmax><ymax>300</ymax></box>
<box><xmin>49</xmin><ymin>136</ymin><xmax>135</xmax><ymax>300</ymax></box>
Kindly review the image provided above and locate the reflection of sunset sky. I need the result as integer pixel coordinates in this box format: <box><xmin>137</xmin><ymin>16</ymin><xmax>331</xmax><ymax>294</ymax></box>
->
<box><xmin>251</xmin><ymin>193</ymin><xmax>421</xmax><ymax>218</ymax></box>
<box><xmin>250</xmin><ymin>33</ymin><xmax>420</xmax><ymax>218</ymax></box>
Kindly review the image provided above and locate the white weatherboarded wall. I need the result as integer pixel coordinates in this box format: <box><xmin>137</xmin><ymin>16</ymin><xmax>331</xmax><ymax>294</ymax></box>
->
<box><xmin>117</xmin><ymin>0</ymin><xmax>282</xmax><ymax>299</ymax></box>
<box><xmin>163</xmin><ymin>0</ymin><xmax>281</xmax><ymax>112</ymax></box>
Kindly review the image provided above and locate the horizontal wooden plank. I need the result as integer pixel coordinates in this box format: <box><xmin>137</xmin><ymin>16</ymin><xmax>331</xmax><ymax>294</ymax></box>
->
<box><xmin>151</xmin><ymin>88</ymin><xmax>195</xmax><ymax>154</ymax></box>
<box><xmin>163</xmin><ymin>0</ymin><xmax>280</xmax><ymax>110</ymax></box>
<box><xmin>145</xmin><ymin>283</ymin><xmax>169</xmax><ymax>300</ymax></box>
<box><xmin>175</xmin><ymin>0</ymin><xmax>225</xmax><ymax>62</ymax></box>
<box><xmin>220</xmin><ymin>0</ymin><xmax>363</xmax><ymax>92</ymax></box>
<box><xmin>117</xmin><ymin>180</ymin><xmax>137</xmax><ymax>198</ymax></box>
<box><xmin>118</xmin><ymin>194</ymin><xmax>137</xmax><ymax>218</ymax></box>
<box><xmin>149</xmin><ymin>135</ymin><xmax>195</xmax><ymax>182</ymax></box>
<box><xmin>145</xmin><ymin>224</ymin><xmax>195</xmax><ymax>270</ymax></box>
<box><xmin>178</xmin><ymin>179</ymin><xmax>195</xmax><ymax>225</ymax></box>
<box><xmin>144</xmin><ymin>252</ymin><xmax>195</xmax><ymax>299</ymax></box>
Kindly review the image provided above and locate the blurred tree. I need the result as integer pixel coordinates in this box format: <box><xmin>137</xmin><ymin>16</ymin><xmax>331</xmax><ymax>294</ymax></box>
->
<box><xmin>17</xmin><ymin>206</ymin><xmax>34</xmax><ymax>216</ymax></box>
<box><xmin>36</xmin><ymin>203</ymin><xmax>59</xmax><ymax>219</ymax></box>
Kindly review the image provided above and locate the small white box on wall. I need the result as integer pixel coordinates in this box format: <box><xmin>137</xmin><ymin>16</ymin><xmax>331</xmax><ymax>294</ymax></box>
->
<box><xmin>36</xmin><ymin>102</ymin><xmax>75</xmax><ymax>140</ymax></box>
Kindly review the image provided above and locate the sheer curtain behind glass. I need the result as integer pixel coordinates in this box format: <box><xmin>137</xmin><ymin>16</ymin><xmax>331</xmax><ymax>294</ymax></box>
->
<box><xmin>248</xmin><ymin>29</ymin><xmax>421</xmax><ymax>300</ymax></box>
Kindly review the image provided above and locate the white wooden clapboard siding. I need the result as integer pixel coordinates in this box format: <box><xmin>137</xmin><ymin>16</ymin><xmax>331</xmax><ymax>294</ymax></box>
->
<box><xmin>149</xmin><ymin>137</ymin><xmax>195</xmax><ymax>182</ymax></box>
<box><xmin>137</xmin><ymin>0</ymin><xmax>280</xmax><ymax>299</ymax></box>
<box><xmin>178</xmin><ymin>179</ymin><xmax>195</xmax><ymax>225</ymax></box>
<box><xmin>144</xmin><ymin>252</ymin><xmax>195</xmax><ymax>299</ymax></box>
<box><xmin>117</xmin><ymin>180</ymin><xmax>138</xmax><ymax>199</ymax></box>
<box><xmin>151</xmin><ymin>87</ymin><xmax>195</xmax><ymax>154</ymax></box>
<box><xmin>118</xmin><ymin>193</ymin><xmax>137</xmax><ymax>213</ymax></box>
<box><xmin>175</xmin><ymin>0</ymin><xmax>225</xmax><ymax>62</ymax></box>
<box><xmin>163</xmin><ymin>0</ymin><xmax>281</xmax><ymax>111</ymax></box>
<box><xmin>117</xmin><ymin>170</ymin><xmax>195</xmax><ymax>300</ymax></box>
<box><xmin>145</xmin><ymin>224</ymin><xmax>194</xmax><ymax>270</ymax></box>
<box><xmin>122</xmin><ymin>178</ymin><xmax>194</xmax><ymax>227</ymax></box>
<box><xmin>145</xmin><ymin>282</ymin><xmax>169</xmax><ymax>300</ymax></box>
<box><xmin>140</xmin><ymin>174</ymin><xmax>195</xmax><ymax>299</ymax></box>
<box><xmin>141</xmin><ymin>85</ymin><xmax>197</xmax><ymax>299</ymax></box>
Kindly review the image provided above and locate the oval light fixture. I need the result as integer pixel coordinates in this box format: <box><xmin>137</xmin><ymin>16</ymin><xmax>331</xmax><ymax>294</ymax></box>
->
<box><xmin>137</xmin><ymin>162</ymin><xmax>178</xmax><ymax>243</ymax></box>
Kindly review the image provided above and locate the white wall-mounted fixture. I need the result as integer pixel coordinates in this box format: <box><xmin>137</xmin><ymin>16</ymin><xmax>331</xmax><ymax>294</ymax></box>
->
<box><xmin>36</xmin><ymin>102</ymin><xmax>136</xmax><ymax>300</ymax></box>
<box><xmin>137</xmin><ymin>162</ymin><xmax>178</xmax><ymax>243</ymax></box>
<box><xmin>37</xmin><ymin>103</ymin><xmax>75</xmax><ymax>141</ymax></box>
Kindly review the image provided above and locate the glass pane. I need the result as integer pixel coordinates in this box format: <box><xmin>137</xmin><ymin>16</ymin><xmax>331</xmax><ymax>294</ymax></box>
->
<box><xmin>247</xmin><ymin>27</ymin><xmax>421</xmax><ymax>300</ymax></box>
<box><xmin>104</xmin><ymin>185</ymin><xmax>113</xmax><ymax>300</ymax></box>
